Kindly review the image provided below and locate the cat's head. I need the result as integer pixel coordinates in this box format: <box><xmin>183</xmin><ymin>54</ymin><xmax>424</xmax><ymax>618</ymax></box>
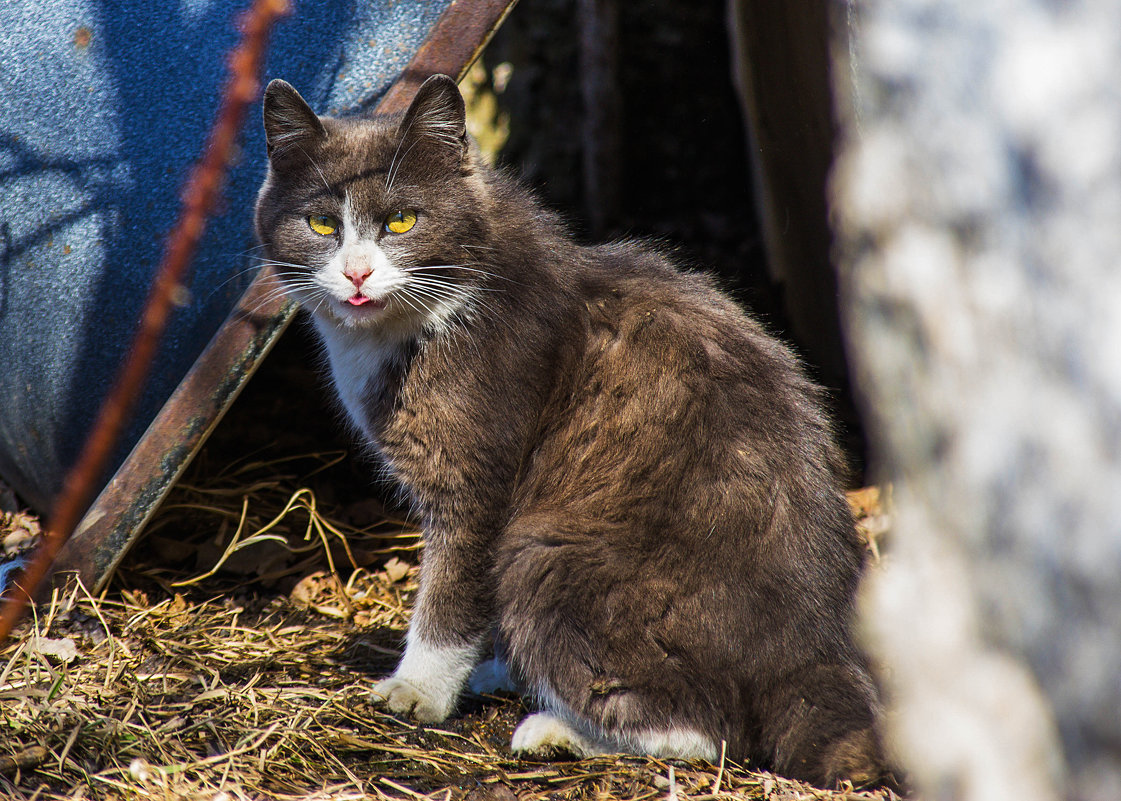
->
<box><xmin>254</xmin><ymin>74</ymin><xmax>491</xmax><ymax>337</ymax></box>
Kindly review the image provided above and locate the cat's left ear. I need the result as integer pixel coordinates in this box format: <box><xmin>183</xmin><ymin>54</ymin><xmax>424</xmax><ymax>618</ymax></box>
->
<box><xmin>398</xmin><ymin>74</ymin><xmax>468</xmax><ymax>164</ymax></box>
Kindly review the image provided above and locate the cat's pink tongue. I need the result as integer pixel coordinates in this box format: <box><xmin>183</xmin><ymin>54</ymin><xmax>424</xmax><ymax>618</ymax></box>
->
<box><xmin>348</xmin><ymin>295</ymin><xmax>372</xmax><ymax>306</ymax></box>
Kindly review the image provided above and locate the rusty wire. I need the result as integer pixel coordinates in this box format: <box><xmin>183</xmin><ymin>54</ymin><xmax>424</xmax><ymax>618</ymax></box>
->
<box><xmin>0</xmin><ymin>0</ymin><xmax>292</xmax><ymax>643</ymax></box>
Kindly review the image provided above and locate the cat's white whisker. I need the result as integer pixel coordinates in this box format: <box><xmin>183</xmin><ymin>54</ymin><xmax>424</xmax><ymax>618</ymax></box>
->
<box><xmin>294</xmin><ymin>143</ymin><xmax>332</xmax><ymax>195</ymax></box>
<box><xmin>402</xmin><ymin>276</ymin><xmax>471</xmax><ymax>297</ymax></box>
<box><xmin>386</xmin><ymin>139</ymin><xmax>423</xmax><ymax>196</ymax></box>
<box><xmin>266</xmin><ymin>279</ymin><xmax>316</xmax><ymax>294</ymax></box>
<box><xmin>411</xmin><ymin>280</ymin><xmax>501</xmax><ymax>296</ymax></box>
<box><xmin>402</xmin><ymin>263</ymin><xmax>518</xmax><ymax>286</ymax></box>
<box><xmin>386</xmin><ymin>104</ymin><xmax>429</xmax><ymax>193</ymax></box>
<box><xmin>221</xmin><ymin>264</ymin><xmax>269</xmax><ymax>283</ymax></box>
<box><xmin>199</xmin><ymin>265</ymin><xmax>271</xmax><ymax>303</ymax></box>
<box><xmin>402</xmin><ymin>289</ymin><xmax>461</xmax><ymax>309</ymax></box>
<box><xmin>307</xmin><ymin>292</ymin><xmax>333</xmax><ymax>319</ymax></box>
<box><xmin>407</xmin><ymin>282</ymin><xmax>482</xmax><ymax>311</ymax></box>
<box><xmin>253</xmin><ymin>257</ymin><xmax>312</xmax><ymax>270</ymax></box>
<box><xmin>218</xmin><ymin>243</ymin><xmax>271</xmax><ymax>264</ymax></box>
<box><xmin>244</xmin><ymin>285</ymin><xmax>305</xmax><ymax>316</ymax></box>
<box><xmin>391</xmin><ymin>289</ymin><xmax>429</xmax><ymax>318</ymax></box>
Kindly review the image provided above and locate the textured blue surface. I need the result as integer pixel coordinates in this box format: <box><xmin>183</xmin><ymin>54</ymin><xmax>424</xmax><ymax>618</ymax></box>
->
<box><xmin>0</xmin><ymin>0</ymin><xmax>449</xmax><ymax>512</ymax></box>
<box><xmin>0</xmin><ymin>557</ymin><xmax>27</xmax><ymax>596</ymax></box>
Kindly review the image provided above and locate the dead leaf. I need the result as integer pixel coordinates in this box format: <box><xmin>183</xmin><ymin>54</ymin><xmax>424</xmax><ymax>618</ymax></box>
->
<box><xmin>846</xmin><ymin>486</ymin><xmax>882</xmax><ymax>518</ymax></box>
<box><xmin>34</xmin><ymin>636</ymin><xmax>78</xmax><ymax>664</ymax></box>
<box><xmin>352</xmin><ymin>610</ymin><xmax>375</xmax><ymax>628</ymax></box>
<box><xmin>382</xmin><ymin>557</ymin><xmax>409</xmax><ymax>584</ymax></box>
<box><xmin>2</xmin><ymin>512</ymin><xmax>40</xmax><ymax>556</ymax></box>
<box><xmin>290</xmin><ymin>571</ymin><xmax>351</xmax><ymax>618</ymax></box>
<box><xmin>161</xmin><ymin>594</ymin><xmax>192</xmax><ymax>629</ymax></box>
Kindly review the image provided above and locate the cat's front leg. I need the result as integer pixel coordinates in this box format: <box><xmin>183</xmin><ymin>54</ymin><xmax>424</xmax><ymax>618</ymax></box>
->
<box><xmin>372</xmin><ymin>629</ymin><xmax>482</xmax><ymax>722</ymax></box>
<box><xmin>373</xmin><ymin>536</ymin><xmax>491</xmax><ymax>723</ymax></box>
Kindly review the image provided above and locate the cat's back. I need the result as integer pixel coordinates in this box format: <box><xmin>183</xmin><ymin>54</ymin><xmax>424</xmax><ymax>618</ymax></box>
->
<box><xmin>512</xmin><ymin>238</ymin><xmax>858</xmax><ymax>576</ymax></box>
<box><xmin>541</xmin><ymin>240</ymin><xmax>845</xmax><ymax>501</ymax></box>
<box><xmin>577</xmin><ymin>241</ymin><xmax>814</xmax><ymax>398</ymax></box>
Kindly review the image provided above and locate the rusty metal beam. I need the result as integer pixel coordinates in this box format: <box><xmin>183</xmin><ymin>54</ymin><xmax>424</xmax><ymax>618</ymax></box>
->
<box><xmin>54</xmin><ymin>0</ymin><xmax>519</xmax><ymax>594</ymax></box>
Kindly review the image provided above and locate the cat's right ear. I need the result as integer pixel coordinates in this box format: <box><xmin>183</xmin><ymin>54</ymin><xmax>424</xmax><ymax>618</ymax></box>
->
<box><xmin>262</xmin><ymin>79</ymin><xmax>327</xmax><ymax>161</ymax></box>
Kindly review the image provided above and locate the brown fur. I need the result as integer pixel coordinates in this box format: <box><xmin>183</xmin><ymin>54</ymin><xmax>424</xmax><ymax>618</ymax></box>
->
<box><xmin>255</xmin><ymin>75</ymin><xmax>890</xmax><ymax>788</ymax></box>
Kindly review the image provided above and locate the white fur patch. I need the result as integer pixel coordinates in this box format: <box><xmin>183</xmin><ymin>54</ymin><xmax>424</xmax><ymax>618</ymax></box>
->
<box><xmin>313</xmin><ymin>317</ymin><xmax>402</xmax><ymax>438</ymax></box>
<box><xmin>306</xmin><ymin>193</ymin><xmax>479</xmax><ymax>438</ymax></box>
<box><xmin>511</xmin><ymin>710</ymin><xmax>718</xmax><ymax>761</ymax></box>
<box><xmin>630</xmin><ymin>727</ymin><xmax>719</xmax><ymax>761</ymax></box>
<box><xmin>527</xmin><ymin>683</ymin><xmax>719</xmax><ymax>761</ymax></box>
<box><xmin>372</xmin><ymin>633</ymin><xmax>481</xmax><ymax>723</ymax></box>
<box><xmin>511</xmin><ymin>712</ymin><xmax>604</xmax><ymax>757</ymax></box>
<box><xmin>321</xmin><ymin>198</ymin><xmax>402</xmax><ymax>306</ymax></box>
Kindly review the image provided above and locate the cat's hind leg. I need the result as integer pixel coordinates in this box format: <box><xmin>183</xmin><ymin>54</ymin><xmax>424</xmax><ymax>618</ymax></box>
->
<box><xmin>496</xmin><ymin>515</ymin><xmax>725</xmax><ymax>763</ymax></box>
<box><xmin>510</xmin><ymin>683</ymin><xmax>721</xmax><ymax>762</ymax></box>
<box><xmin>472</xmin><ymin>649</ymin><xmax>717</xmax><ymax>760</ymax></box>
<box><xmin>509</xmin><ymin>704</ymin><xmax>720</xmax><ymax>761</ymax></box>
<box><xmin>758</xmin><ymin>662</ymin><xmax>889</xmax><ymax>788</ymax></box>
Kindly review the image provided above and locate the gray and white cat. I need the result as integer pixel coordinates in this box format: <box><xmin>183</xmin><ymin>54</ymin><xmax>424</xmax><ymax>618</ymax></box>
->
<box><xmin>254</xmin><ymin>74</ymin><xmax>890</xmax><ymax>788</ymax></box>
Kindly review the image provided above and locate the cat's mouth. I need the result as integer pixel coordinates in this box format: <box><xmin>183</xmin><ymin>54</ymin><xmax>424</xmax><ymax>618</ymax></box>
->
<box><xmin>345</xmin><ymin>293</ymin><xmax>386</xmax><ymax>310</ymax></box>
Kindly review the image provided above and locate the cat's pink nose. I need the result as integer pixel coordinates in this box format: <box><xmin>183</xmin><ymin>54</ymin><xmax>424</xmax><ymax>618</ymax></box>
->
<box><xmin>344</xmin><ymin>263</ymin><xmax>371</xmax><ymax>289</ymax></box>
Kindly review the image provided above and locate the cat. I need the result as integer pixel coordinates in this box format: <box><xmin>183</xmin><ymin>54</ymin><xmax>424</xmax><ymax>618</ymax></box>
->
<box><xmin>254</xmin><ymin>73</ymin><xmax>890</xmax><ymax>789</ymax></box>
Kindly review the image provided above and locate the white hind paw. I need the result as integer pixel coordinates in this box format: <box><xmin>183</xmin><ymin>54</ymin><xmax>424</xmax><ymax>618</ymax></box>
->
<box><xmin>511</xmin><ymin>712</ymin><xmax>603</xmax><ymax>758</ymax></box>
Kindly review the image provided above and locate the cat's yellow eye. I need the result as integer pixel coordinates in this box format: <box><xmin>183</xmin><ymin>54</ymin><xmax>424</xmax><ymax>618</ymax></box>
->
<box><xmin>307</xmin><ymin>214</ymin><xmax>338</xmax><ymax>236</ymax></box>
<box><xmin>385</xmin><ymin>209</ymin><xmax>417</xmax><ymax>234</ymax></box>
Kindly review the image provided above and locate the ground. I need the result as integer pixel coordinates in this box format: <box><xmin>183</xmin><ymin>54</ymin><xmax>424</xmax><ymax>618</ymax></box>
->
<box><xmin>0</xmin><ymin>396</ymin><xmax>897</xmax><ymax>800</ymax></box>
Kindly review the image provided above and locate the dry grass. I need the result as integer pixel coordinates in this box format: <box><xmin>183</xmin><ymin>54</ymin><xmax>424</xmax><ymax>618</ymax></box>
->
<box><xmin>1</xmin><ymin>452</ymin><xmax>899</xmax><ymax>801</ymax></box>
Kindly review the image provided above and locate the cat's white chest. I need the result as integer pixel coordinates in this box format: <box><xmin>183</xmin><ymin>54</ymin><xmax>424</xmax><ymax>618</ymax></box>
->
<box><xmin>313</xmin><ymin>318</ymin><xmax>403</xmax><ymax>440</ymax></box>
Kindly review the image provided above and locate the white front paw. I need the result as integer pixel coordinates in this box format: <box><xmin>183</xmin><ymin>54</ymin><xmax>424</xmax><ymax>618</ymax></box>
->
<box><xmin>371</xmin><ymin>636</ymin><xmax>480</xmax><ymax>724</ymax></box>
<box><xmin>372</xmin><ymin>675</ymin><xmax>454</xmax><ymax>723</ymax></box>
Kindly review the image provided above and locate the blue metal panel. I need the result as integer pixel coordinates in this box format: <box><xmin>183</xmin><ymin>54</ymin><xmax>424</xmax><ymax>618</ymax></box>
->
<box><xmin>0</xmin><ymin>0</ymin><xmax>450</xmax><ymax>512</ymax></box>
